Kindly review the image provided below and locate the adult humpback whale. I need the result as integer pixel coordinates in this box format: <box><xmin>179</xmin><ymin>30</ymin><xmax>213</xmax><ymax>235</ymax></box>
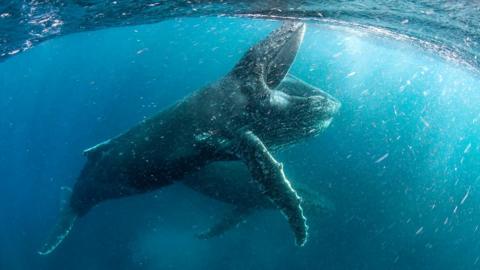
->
<box><xmin>182</xmin><ymin>160</ymin><xmax>336</xmax><ymax>239</ymax></box>
<box><xmin>38</xmin><ymin>21</ymin><xmax>340</xmax><ymax>255</ymax></box>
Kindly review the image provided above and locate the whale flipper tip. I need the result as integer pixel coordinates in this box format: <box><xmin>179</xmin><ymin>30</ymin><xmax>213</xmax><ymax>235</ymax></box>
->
<box><xmin>38</xmin><ymin>206</ymin><xmax>77</xmax><ymax>256</ymax></box>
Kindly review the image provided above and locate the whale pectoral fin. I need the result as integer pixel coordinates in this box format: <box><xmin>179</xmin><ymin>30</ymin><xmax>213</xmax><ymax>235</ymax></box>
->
<box><xmin>295</xmin><ymin>184</ymin><xmax>336</xmax><ymax>215</ymax></box>
<box><xmin>38</xmin><ymin>206</ymin><xmax>77</xmax><ymax>255</ymax></box>
<box><xmin>234</xmin><ymin>130</ymin><xmax>308</xmax><ymax>246</ymax></box>
<box><xmin>38</xmin><ymin>188</ymin><xmax>78</xmax><ymax>255</ymax></box>
<box><xmin>230</xmin><ymin>21</ymin><xmax>306</xmax><ymax>90</ymax></box>
<box><xmin>196</xmin><ymin>207</ymin><xmax>253</xmax><ymax>239</ymax></box>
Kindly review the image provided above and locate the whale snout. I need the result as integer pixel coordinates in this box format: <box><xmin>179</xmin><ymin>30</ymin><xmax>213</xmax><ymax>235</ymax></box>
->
<box><xmin>309</xmin><ymin>88</ymin><xmax>341</xmax><ymax>122</ymax></box>
<box><xmin>273</xmin><ymin>74</ymin><xmax>340</xmax><ymax>133</ymax></box>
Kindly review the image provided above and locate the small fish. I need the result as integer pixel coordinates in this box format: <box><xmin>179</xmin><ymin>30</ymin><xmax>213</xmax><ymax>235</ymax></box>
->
<box><xmin>420</xmin><ymin>116</ymin><xmax>430</xmax><ymax>128</ymax></box>
<box><xmin>375</xmin><ymin>153</ymin><xmax>389</xmax><ymax>163</ymax></box>
<box><xmin>346</xmin><ymin>71</ymin><xmax>356</xmax><ymax>78</ymax></box>
<box><xmin>460</xmin><ymin>188</ymin><xmax>470</xmax><ymax>205</ymax></box>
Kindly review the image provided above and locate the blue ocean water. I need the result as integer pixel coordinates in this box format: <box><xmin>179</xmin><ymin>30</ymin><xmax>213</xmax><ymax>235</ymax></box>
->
<box><xmin>1</xmin><ymin>15</ymin><xmax>480</xmax><ymax>270</ymax></box>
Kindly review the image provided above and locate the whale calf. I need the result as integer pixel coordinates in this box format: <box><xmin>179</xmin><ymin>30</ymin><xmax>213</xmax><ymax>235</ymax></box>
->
<box><xmin>181</xmin><ymin>160</ymin><xmax>335</xmax><ymax>239</ymax></box>
<box><xmin>38</xmin><ymin>21</ymin><xmax>340</xmax><ymax>255</ymax></box>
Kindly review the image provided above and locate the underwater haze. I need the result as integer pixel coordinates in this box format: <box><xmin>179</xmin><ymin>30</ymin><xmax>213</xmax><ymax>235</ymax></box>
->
<box><xmin>1</xmin><ymin>7</ymin><xmax>480</xmax><ymax>270</ymax></box>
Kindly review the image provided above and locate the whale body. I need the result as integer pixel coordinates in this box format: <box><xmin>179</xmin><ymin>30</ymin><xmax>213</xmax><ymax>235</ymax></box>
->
<box><xmin>38</xmin><ymin>21</ymin><xmax>340</xmax><ymax>255</ymax></box>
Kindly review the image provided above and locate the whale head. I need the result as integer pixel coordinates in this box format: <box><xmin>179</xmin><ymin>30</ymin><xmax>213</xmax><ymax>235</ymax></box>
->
<box><xmin>264</xmin><ymin>75</ymin><xmax>340</xmax><ymax>147</ymax></box>
<box><xmin>229</xmin><ymin>21</ymin><xmax>340</xmax><ymax>148</ymax></box>
<box><xmin>251</xmin><ymin>74</ymin><xmax>340</xmax><ymax>148</ymax></box>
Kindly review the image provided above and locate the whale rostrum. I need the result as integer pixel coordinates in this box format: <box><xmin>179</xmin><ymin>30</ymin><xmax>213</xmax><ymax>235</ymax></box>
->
<box><xmin>38</xmin><ymin>21</ymin><xmax>340</xmax><ymax>255</ymax></box>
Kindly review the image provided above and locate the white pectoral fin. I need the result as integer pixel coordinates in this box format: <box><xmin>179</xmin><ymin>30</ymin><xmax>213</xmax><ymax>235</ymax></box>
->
<box><xmin>230</xmin><ymin>22</ymin><xmax>306</xmax><ymax>89</ymax></box>
<box><xmin>38</xmin><ymin>207</ymin><xmax>77</xmax><ymax>255</ymax></box>
<box><xmin>197</xmin><ymin>207</ymin><xmax>253</xmax><ymax>239</ymax></box>
<box><xmin>235</xmin><ymin>130</ymin><xmax>308</xmax><ymax>246</ymax></box>
<box><xmin>38</xmin><ymin>188</ymin><xmax>77</xmax><ymax>256</ymax></box>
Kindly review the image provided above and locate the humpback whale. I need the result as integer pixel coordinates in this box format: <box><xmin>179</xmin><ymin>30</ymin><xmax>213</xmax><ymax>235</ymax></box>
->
<box><xmin>38</xmin><ymin>21</ymin><xmax>340</xmax><ymax>255</ymax></box>
<box><xmin>182</xmin><ymin>160</ymin><xmax>335</xmax><ymax>239</ymax></box>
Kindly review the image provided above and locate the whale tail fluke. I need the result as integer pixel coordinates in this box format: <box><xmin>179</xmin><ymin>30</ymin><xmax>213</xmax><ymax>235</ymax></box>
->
<box><xmin>38</xmin><ymin>187</ymin><xmax>78</xmax><ymax>256</ymax></box>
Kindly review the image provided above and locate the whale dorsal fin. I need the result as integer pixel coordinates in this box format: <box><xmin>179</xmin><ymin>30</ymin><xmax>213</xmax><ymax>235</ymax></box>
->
<box><xmin>83</xmin><ymin>139</ymin><xmax>111</xmax><ymax>159</ymax></box>
<box><xmin>230</xmin><ymin>21</ymin><xmax>305</xmax><ymax>90</ymax></box>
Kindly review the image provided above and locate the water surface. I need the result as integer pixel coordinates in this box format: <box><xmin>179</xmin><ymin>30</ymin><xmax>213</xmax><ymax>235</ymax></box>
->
<box><xmin>1</xmin><ymin>9</ymin><xmax>480</xmax><ymax>270</ymax></box>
